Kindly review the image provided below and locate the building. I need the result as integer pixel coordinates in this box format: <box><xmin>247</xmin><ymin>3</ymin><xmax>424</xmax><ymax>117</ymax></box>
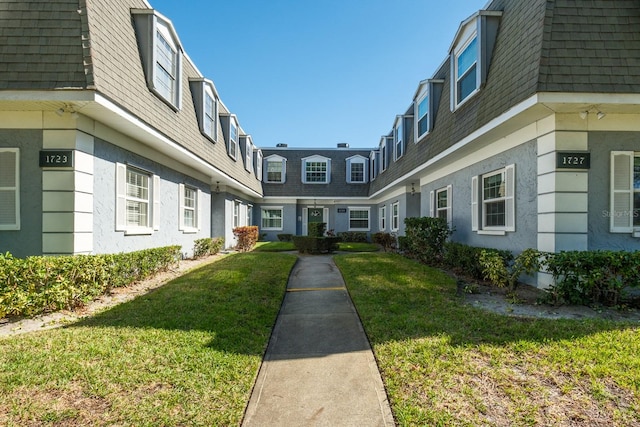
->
<box><xmin>1</xmin><ymin>0</ymin><xmax>639</xmax><ymax>286</ymax></box>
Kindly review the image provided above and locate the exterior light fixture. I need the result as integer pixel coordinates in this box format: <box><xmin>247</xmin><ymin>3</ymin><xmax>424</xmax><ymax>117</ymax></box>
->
<box><xmin>579</xmin><ymin>111</ymin><xmax>588</xmax><ymax>120</ymax></box>
<box><xmin>597</xmin><ymin>111</ymin><xmax>606</xmax><ymax>120</ymax></box>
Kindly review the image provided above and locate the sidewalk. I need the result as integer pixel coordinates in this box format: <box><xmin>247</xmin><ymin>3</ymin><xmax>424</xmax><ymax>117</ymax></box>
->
<box><xmin>242</xmin><ymin>255</ymin><xmax>395</xmax><ymax>426</ymax></box>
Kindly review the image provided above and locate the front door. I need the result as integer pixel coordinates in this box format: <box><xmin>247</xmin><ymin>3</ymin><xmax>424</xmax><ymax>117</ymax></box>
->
<box><xmin>303</xmin><ymin>207</ymin><xmax>326</xmax><ymax>235</ymax></box>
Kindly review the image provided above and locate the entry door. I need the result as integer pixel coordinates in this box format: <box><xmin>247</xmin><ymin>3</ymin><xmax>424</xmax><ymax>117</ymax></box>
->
<box><xmin>302</xmin><ymin>207</ymin><xmax>328</xmax><ymax>235</ymax></box>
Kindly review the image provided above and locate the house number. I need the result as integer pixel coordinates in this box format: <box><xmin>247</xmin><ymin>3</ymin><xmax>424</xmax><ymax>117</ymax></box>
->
<box><xmin>556</xmin><ymin>152</ymin><xmax>590</xmax><ymax>169</ymax></box>
<box><xmin>39</xmin><ymin>150</ymin><xmax>74</xmax><ymax>167</ymax></box>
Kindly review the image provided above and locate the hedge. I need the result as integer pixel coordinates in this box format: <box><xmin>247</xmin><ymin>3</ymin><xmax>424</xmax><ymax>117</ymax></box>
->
<box><xmin>233</xmin><ymin>226</ymin><xmax>259</xmax><ymax>252</ymax></box>
<box><xmin>193</xmin><ymin>237</ymin><xmax>224</xmax><ymax>258</ymax></box>
<box><xmin>0</xmin><ymin>246</ymin><xmax>181</xmax><ymax>318</ymax></box>
<box><xmin>292</xmin><ymin>236</ymin><xmax>341</xmax><ymax>254</ymax></box>
<box><xmin>337</xmin><ymin>231</ymin><xmax>368</xmax><ymax>243</ymax></box>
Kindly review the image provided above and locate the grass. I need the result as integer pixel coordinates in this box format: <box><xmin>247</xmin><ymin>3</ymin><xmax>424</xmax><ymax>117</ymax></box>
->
<box><xmin>0</xmin><ymin>252</ymin><xmax>297</xmax><ymax>426</ymax></box>
<box><xmin>334</xmin><ymin>252</ymin><xmax>640</xmax><ymax>426</ymax></box>
<box><xmin>254</xmin><ymin>241</ymin><xmax>380</xmax><ymax>253</ymax></box>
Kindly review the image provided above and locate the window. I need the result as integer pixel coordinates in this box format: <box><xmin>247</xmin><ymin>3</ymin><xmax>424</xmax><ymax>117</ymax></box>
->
<box><xmin>189</xmin><ymin>79</ymin><xmax>218</xmax><ymax>142</ymax></box>
<box><xmin>349</xmin><ymin>208</ymin><xmax>370</xmax><ymax>231</ymax></box>
<box><xmin>610</xmin><ymin>152</ymin><xmax>640</xmax><ymax>234</ymax></box>
<box><xmin>346</xmin><ymin>155</ymin><xmax>367</xmax><ymax>184</ymax></box>
<box><xmin>394</xmin><ymin>117</ymin><xmax>404</xmax><ymax>161</ymax></box>
<box><xmin>391</xmin><ymin>202</ymin><xmax>399</xmax><ymax>231</ymax></box>
<box><xmin>379</xmin><ymin>206</ymin><xmax>386</xmax><ymax>231</ymax></box>
<box><xmin>264</xmin><ymin>155</ymin><xmax>286</xmax><ymax>183</ymax></box>
<box><xmin>255</xmin><ymin>150</ymin><xmax>263</xmax><ymax>181</ymax></box>
<box><xmin>229</xmin><ymin>121</ymin><xmax>238</xmax><ymax>159</ymax></box>
<box><xmin>413</xmin><ymin>79</ymin><xmax>443</xmax><ymax>141</ymax></box>
<box><xmin>416</xmin><ymin>93</ymin><xmax>429</xmax><ymax>139</ymax></box>
<box><xmin>179</xmin><ymin>184</ymin><xmax>201</xmax><ymax>232</ymax></box>
<box><xmin>244</xmin><ymin>137</ymin><xmax>253</xmax><ymax>172</ymax></box>
<box><xmin>471</xmin><ymin>165</ymin><xmax>515</xmax><ymax>233</ymax></box>
<box><xmin>247</xmin><ymin>204</ymin><xmax>253</xmax><ymax>226</ymax></box>
<box><xmin>116</xmin><ymin>163</ymin><xmax>160</xmax><ymax>234</ymax></box>
<box><xmin>370</xmin><ymin>151</ymin><xmax>378</xmax><ymax>181</ymax></box>
<box><xmin>261</xmin><ymin>207</ymin><xmax>283</xmax><ymax>230</ymax></box>
<box><xmin>132</xmin><ymin>10</ymin><xmax>183</xmax><ymax>109</ymax></box>
<box><xmin>302</xmin><ymin>155</ymin><xmax>331</xmax><ymax>184</ymax></box>
<box><xmin>233</xmin><ymin>200</ymin><xmax>240</xmax><ymax>228</ymax></box>
<box><xmin>449</xmin><ymin>10</ymin><xmax>502</xmax><ymax>110</ymax></box>
<box><xmin>430</xmin><ymin>185</ymin><xmax>452</xmax><ymax>223</ymax></box>
<box><xmin>0</xmin><ymin>148</ymin><xmax>19</xmax><ymax>230</ymax></box>
<box><xmin>455</xmin><ymin>36</ymin><xmax>478</xmax><ymax>106</ymax></box>
<box><xmin>380</xmin><ymin>137</ymin><xmax>391</xmax><ymax>173</ymax></box>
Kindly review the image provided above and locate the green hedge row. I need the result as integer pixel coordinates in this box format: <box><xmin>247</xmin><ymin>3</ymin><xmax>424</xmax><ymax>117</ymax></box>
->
<box><xmin>0</xmin><ymin>246</ymin><xmax>181</xmax><ymax>318</ymax></box>
<box><xmin>292</xmin><ymin>236</ymin><xmax>341</xmax><ymax>254</ymax></box>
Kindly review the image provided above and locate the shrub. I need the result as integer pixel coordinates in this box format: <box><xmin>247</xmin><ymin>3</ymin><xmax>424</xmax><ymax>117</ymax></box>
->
<box><xmin>442</xmin><ymin>242</ymin><xmax>492</xmax><ymax>280</ymax></box>
<box><xmin>403</xmin><ymin>217</ymin><xmax>453</xmax><ymax>265</ymax></box>
<box><xmin>479</xmin><ymin>248</ymin><xmax>541</xmax><ymax>293</ymax></box>
<box><xmin>544</xmin><ymin>250</ymin><xmax>640</xmax><ymax>306</ymax></box>
<box><xmin>0</xmin><ymin>246</ymin><xmax>181</xmax><ymax>318</ymax></box>
<box><xmin>308</xmin><ymin>222</ymin><xmax>326</xmax><ymax>237</ymax></box>
<box><xmin>292</xmin><ymin>236</ymin><xmax>341</xmax><ymax>254</ymax></box>
<box><xmin>372</xmin><ymin>232</ymin><xmax>396</xmax><ymax>252</ymax></box>
<box><xmin>193</xmin><ymin>237</ymin><xmax>224</xmax><ymax>258</ymax></box>
<box><xmin>337</xmin><ymin>231</ymin><xmax>368</xmax><ymax>243</ymax></box>
<box><xmin>277</xmin><ymin>233</ymin><xmax>293</xmax><ymax>242</ymax></box>
<box><xmin>233</xmin><ymin>226</ymin><xmax>259</xmax><ymax>252</ymax></box>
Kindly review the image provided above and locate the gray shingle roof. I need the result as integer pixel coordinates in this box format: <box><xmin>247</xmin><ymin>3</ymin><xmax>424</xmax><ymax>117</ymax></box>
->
<box><xmin>0</xmin><ymin>0</ymin><xmax>87</xmax><ymax>89</ymax></box>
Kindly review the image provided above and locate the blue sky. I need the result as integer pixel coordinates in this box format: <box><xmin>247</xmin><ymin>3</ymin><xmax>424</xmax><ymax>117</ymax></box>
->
<box><xmin>149</xmin><ymin>0</ymin><xmax>488</xmax><ymax>149</ymax></box>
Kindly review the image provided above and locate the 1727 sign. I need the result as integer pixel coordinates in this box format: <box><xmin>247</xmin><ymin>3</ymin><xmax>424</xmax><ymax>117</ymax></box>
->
<box><xmin>556</xmin><ymin>152</ymin><xmax>590</xmax><ymax>169</ymax></box>
<box><xmin>39</xmin><ymin>150</ymin><xmax>74</xmax><ymax>168</ymax></box>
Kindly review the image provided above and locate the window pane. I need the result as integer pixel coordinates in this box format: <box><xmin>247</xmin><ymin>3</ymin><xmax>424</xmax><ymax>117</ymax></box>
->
<box><xmin>127</xmin><ymin>200</ymin><xmax>148</xmax><ymax>227</ymax></box>
<box><xmin>0</xmin><ymin>190</ymin><xmax>16</xmax><ymax>224</ymax></box>
<box><xmin>457</xmin><ymin>37</ymin><xmax>477</xmax><ymax>78</ymax></box>
<box><xmin>262</xmin><ymin>209</ymin><xmax>282</xmax><ymax>229</ymax></box>
<box><xmin>351</xmin><ymin>163</ymin><xmax>364</xmax><ymax>182</ymax></box>
<box><xmin>306</xmin><ymin>161</ymin><xmax>327</xmax><ymax>182</ymax></box>
<box><xmin>485</xmin><ymin>201</ymin><xmax>505</xmax><ymax>227</ymax></box>
<box><xmin>127</xmin><ymin>170</ymin><xmax>149</xmax><ymax>200</ymax></box>
<box><xmin>483</xmin><ymin>173</ymin><xmax>505</xmax><ymax>200</ymax></box>
<box><xmin>437</xmin><ymin>190</ymin><xmax>448</xmax><ymax>209</ymax></box>
<box><xmin>155</xmin><ymin>32</ymin><xmax>176</xmax><ymax>100</ymax></box>
<box><xmin>458</xmin><ymin>64</ymin><xmax>477</xmax><ymax>103</ymax></box>
<box><xmin>418</xmin><ymin>96</ymin><xmax>429</xmax><ymax>119</ymax></box>
<box><xmin>634</xmin><ymin>157</ymin><xmax>640</xmax><ymax>190</ymax></box>
<box><xmin>350</xmin><ymin>210</ymin><xmax>369</xmax><ymax>229</ymax></box>
<box><xmin>267</xmin><ymin>161</ymin><xmax>282</xmax><ymax>182</ymax></box>
<box><xmin>634</xmin><ymin>193</ymin><xmax>640</xmax><ymax>227</ymax></box>
<box><xmin>418</xmin><ymin>116</ymin><xmax>429</xmax><ymax>136</ymax></box>
<box><xmin>204</xmin><ymin>94</ymin><xmax>215</xmax><ymax>137</ymax></box>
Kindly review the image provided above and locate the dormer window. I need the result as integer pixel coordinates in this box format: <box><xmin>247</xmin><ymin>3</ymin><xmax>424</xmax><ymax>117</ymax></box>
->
<box><xmin>346</xmin><ymin>155</ymin><xmax>368</xmax><ymax>184</ymax></box>
<box><xmin>132</xmin><ymin>9</ymin><xmax>183</xmax><ymax>109</ymax></box>
<box><xmin>449</xmin><ymin>10</ymin><xmax>502</xmax><ymax>110</ymax></box>
<box><xmin>229</xmin><ymin>121</ymin><xmax>238</xmax><ymax>159</ymax></box>
<box><xmin>189</xmin><ymin>78</ymin><xmax>218</xmax><ymax>142</ymax></box>
<box><xmin>380</xmin><ymin>137</ymin><xmax>390</xmax><ymax>173</ymax></box>
<box><xmin>394</xmin><ymin>116</ymin><xmax>404</xmax><ymax>161</ymax></box>
<box><xmin>370</xmin><ymin>151</ymin><xmax>378</xmax><ymax>181</ymax></box>
<box><xmin>302</xmin><ymin>155</ymin><xmax>331</xmax><ymax>184</ymax></box>
<box><xmin>413</xmin><ymin>79</ymin><xmax>444</xmax><ymax>142</ymax></box>
<box><xmin>255</xmin><ymin>150</ymin><xmax>263</xmax><ymax>181</ymax></box>
<box><xmin>242</xmin><ymin>136</ymin><xmax>254</xmax><ymax>172</ymax></box>
<box><xmin>264</xmin><ymin>154</ymin><xmax>286</xmax><ymax>183</ymax></box>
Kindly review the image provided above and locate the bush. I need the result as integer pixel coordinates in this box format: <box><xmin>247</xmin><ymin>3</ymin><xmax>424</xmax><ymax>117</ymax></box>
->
<box><xmin>308</xmin><ymin>222</ymin><xmax>326</xmax><ymax>237</ymax></box>
<box><xmin>337</xmin><ymin>231</ymin><xmax>368</xmax><ymax>243</ymax></box>
<box><xmin>372</xmin><ymin>232</ymin><xmax>396</xmax><ymax>252</ymax></box>
<box><xmin>442</xmin><ymin>242</ymin><xmax>495</xmax><ymax>280</ymax></box>
<box><xmin>403</xmin><ymin>217</ymin><xmax>453</xmax><ymax>265</ymax></box>
<box><xmin>292</xmin><ymin>236</ymin><xmax>341</xmax><ymax>254</ymax></box>
<box><xmin>544</xmin><ymin>250</ymin><xmax>640</xmax><ymax>306</ymax></box>
<box><xmin>233</xmin><ymin>226</ymin><xmax>259</xmax><ymax>252</ymax></box>
<box><xmin>0</xmin><ymin>246</ymin><xmax>181</xmax><ymax>318</ymax></box>
<box><xmin>193</xmin><ymin>237</ymin><xmax>224</xmax><ymax>258</ymax></box>
<box><xmin>277</xmin><ymin>233</ymin><xmax>293</xmax><ymax>242</ymax></box>
<box><xmin>479</xmin><ymin>248</ymin><xmax>541</xmax><ymax>293</ymax></box>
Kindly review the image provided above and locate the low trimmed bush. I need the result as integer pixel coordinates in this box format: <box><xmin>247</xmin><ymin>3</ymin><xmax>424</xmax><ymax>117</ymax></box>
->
<box><xmin>403</xmin><ymin>217</ymin><xmax>453</xmax><ymax>265</ymax></box>
<box><xmin>0</xmin><ymin>246</ymin><xmax>181</xmax><ymax>318</ymax></box>
<box><xmin>277</xmin><ymin>233</ymin><xmax>293</xmax><ymax>242</ymax></box>
<box><xmin>337</xmin><ymin>231</ymin><xmax>368</xmax><ymax>243</ymax></box>
<box><xmin>292</xmin><ymin>236</ymin><xmax>341</xmax><ymax>254</ymax></box>
<box><xmin>308</xmin><ymin>222</ymin><xmax>326</xmax><ymax>237</ymax></box>
<box><xmin>372</xmin><ymin>232</ymin><xmax>396</xmax><ymax>252</ymax></box>
<box><xmin>193</xmin><ymin>237</ymin><xmax>224</xmax><ymax>258</ymax></box>
<box><xmin>233</xmin><ymin>226</ymin><xmax>259</xmax><ymax>252</ymax></box>
<box><xmin>443</xmin><ymin>242</ymin><xmax>512</xmax><ymax>280</ymax></box>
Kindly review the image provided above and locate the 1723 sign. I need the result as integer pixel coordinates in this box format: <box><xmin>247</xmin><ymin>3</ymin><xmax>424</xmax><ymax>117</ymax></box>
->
<box><xmin>39</xmin><ymin>150</ymin><xmax>74</xmax><ymax>168</ymax></box>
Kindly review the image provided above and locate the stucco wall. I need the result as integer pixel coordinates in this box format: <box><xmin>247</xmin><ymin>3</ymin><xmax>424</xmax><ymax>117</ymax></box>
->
<box><xmin>92</xmin><ymin>138</ymin><xmax>211</xmax><ymax>257</ymax></box>
<box><xmin>421</xmin><ymin>140</ymin><xmax>538</xmax><ymax>252</ymax></box>
<box><xmin>0</xmin><ymin>129</ymin><xmax>43</xmax><ymax>257</ymax></box>
<box><xmin>588</xmin><ymin>131</ymin><xmax>640</xmax><ymax>250</ymax></box>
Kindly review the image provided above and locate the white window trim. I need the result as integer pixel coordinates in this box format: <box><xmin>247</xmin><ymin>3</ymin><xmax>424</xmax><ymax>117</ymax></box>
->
<box><xmin>415</xmin><ymin>87</ymin><xmax>429</xmax><ymax>141</ymax></box>
<box><xmin>264</xmin><ymin>154</ymin><xmax>286</xmax><ymax>183</ymax></box>
<box><xmin>346</xmin><ymin>155</ymin><xmax>368</xmax><ymax>184</ymax></box>
<box><xmin>453</xmin><ymin>33</ymin><xmax>479</xmax><ymax>109</ymax></box>
<box><xmin>302</xmin><ymin>155</ymin><xmax>331</xmax><ymax>184</ymax></box>
<box><xmin>261</xmin><ymin>206</ymin><xmax>284</xmax><ymax>231</ymax></box>
<box><xmin>471</xmin><ymin>164</ymin><xmax>515</xmax><ymax>234</ymax></box>
<box><xmin>244</xmin><ymin>138</ymin><xmax>254</xmax><ymax>173</ymax></box>
<box><xmin>391</xmin><ymin>201</ymin><xmax>400</xmax><ymax>231</ymax></box>
<box><xmin>233</xmin><ymin>200</ymin><xmax>241</xmax><ymax>228</ymax></box>
<box><xmin>610</xmin><ymin>151</ymin><xmax>639</xmax><ymax>234</ymax></box>
<box><xmin>228</xmin><ymin>120</ymin><xmax>238</xmax><ymax>160</ymax></box>
<box><xmin>255</xmin><ymin>150</ymin><xmax>263</xmax><ymax>181</ymax></box>
<box><xmin>116</xmin><ymin>163</ymin><xmax>160</xmax><ymax>235</ymax></box>
<box><xmin>394</xmin><ymin>117</ymin><xmax>404</xmax><ymax>161</ymax></box>
<box><xmin>0</xmin><ymin>148</ymin><xmax>20</xmax><ymax>231</ymax></box>
<box><xmin>379</xmin><ymin>206</ymin><xmax>386</xmax><ymax>231</ymax></box>
<box><xmin>178</xmin><ymin>184</ymin><xmax>201</xmax><ymax>233</ymax></box>
<box><xmin>348</xmin><ymin>207</ymin><xmax>371</xmax><ymax>231</ymax></box>
<box><xmin>430</xmin><ymin>185</ymin><xmax>452</xmax><ymax>224</ymax></box>
<box><xmin>203</xmin><ymin>85</ymin><xmax>217</xmax><ymax>141</ymax></box>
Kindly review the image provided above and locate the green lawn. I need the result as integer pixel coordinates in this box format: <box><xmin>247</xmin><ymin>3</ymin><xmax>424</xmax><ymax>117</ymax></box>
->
<box><xmin>334</xmin><ymin>253</ymin><xmax>640</xmax><ymax>426</ymax></box>
<box><xmin>0</xmin><ymin>252</ymin><xmax>297</xmax><ymax>426</ymax></box>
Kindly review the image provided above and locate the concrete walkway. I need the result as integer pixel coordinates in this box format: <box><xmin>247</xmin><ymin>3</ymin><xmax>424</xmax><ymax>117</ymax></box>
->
<box><xmin>242</xmin><ymin>255</ymin><xmax>395</xmax><ymax>427</ymax></box>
